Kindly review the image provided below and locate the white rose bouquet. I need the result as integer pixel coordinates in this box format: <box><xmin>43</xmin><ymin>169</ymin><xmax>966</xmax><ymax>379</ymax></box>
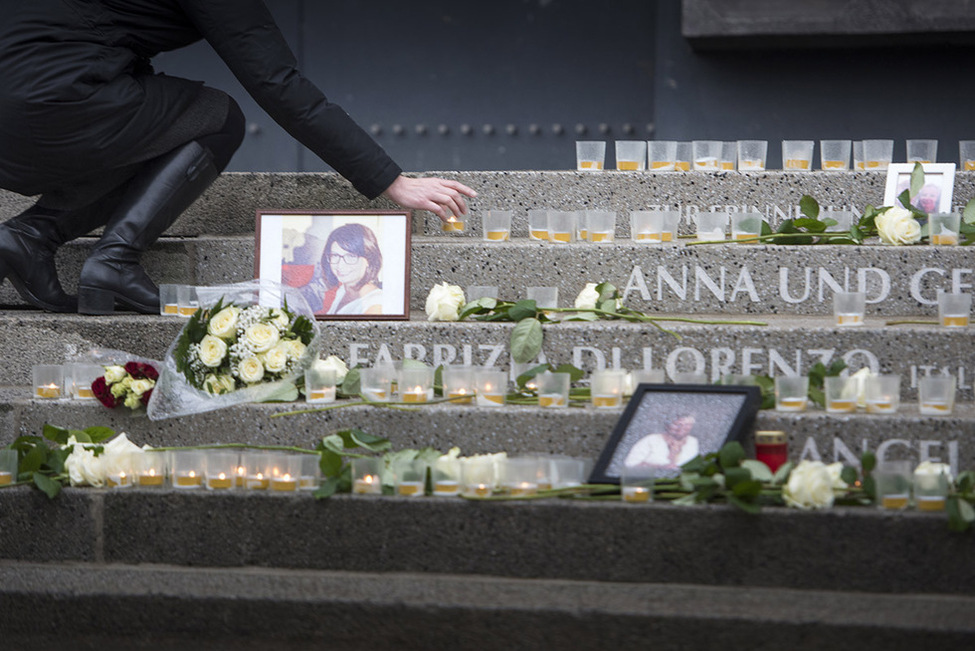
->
<box><xmin>148</xmin><ymin>280</ymin><xmax>321</xmax><ymax>420</ymax></box>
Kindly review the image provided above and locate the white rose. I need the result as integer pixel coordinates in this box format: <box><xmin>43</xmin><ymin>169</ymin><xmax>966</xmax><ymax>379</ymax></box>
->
<box><xmin>425</xmin><ymin>282</ymin><xmax>465</xmax><ymax>322</ymax></box>
<box><xmin>128</xmin><ymin>378</ymin><xmax>154</xmax><ymax>397</ymax></box>
<box><xmin>238</xmin><ymin>356</ymin><xmax>265</xmax><ymax>384</ymax></box>
<box><xmin>103</xmin><ymin>365</ymin><xmax>127</xmax><ymax>384</ymax></box>
<box><xmin>198</xmin><ymin>335</ymin><xmax>228</xmax><ymax>368</ymax></box>
<box><xmin>782</xmin><ymin>460</ymin><xmax>836</xmax><ymax>510</ymax></box>
<box><xmin>315</xmin><ymin>355</ymin><xmax>348</xmax><ymax>383</ymax></box>
<box><xmin>207</xmin><ymin>306</ymin><xmax>240</xmax><ymax>340</ymax></box>
<box><xmin>203</xmin><ymin>374</ymin><xmax>236</xmax><ymax>395</ymax></box>
<box><xmin>915</xmin><ymin>460</ymin><xmax>953</xmax><ymax>483</ymax></box>
<box><xmin>262</xmin><ymin>343</ymin><xmax>290</xmax><ymax>373</ymax></box>
<box><xmin>63</xmin><ymin>435</ymin><xmax>104</xmax><ymax>487</ymax></box>
<box><xmin>286</xmin><ymin>340</ymin><xmax>307</xmax><ymax>361</ymax></box>
<box><xmin>875</xmin><ymin>206</ymin><xmax>921</xmax><ymax>245</ymax></box>
<box><xmin>824</xmin><ymin>462</ymin><xmax>849</xmax><ymax>491</ymax></box>
<box><xmin>269</xmin><ymin>308</ymin><xmax>291</xmax><ymax>331</ymax></box>
<box><xmin>244</xmin><ymin>322</ymin><xmax>280</xmax><ymax>353</ymax></box>
<box><xmin>842</xmin><ymin>367</ymin><xmax>874</xmax><ymax>408</ymax></box>
<box><xmin>101</xmin><ymin>433</ymin><xmax>144</xmax><ymax>479</ymax></box>
<box><xmin>574</xmin><ymin>283</ymin><xmax>600</xmax><ymax>310</ymax></box>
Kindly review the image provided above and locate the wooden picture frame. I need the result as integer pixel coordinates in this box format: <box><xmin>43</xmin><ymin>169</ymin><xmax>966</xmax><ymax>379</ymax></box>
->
<box><xmin>255</xmin><ymin>210</ymin><xmax>411</xmax><ymax>320</ymax></box>
<box><xmin>883</xmin><ymin>163</ymin><xmax>955</xmax><ymax>214</ymax></box>
<box><xmin>589</xmin><ymin>384</ymin><xmax>762</xmax><ymax>483</ymax></box>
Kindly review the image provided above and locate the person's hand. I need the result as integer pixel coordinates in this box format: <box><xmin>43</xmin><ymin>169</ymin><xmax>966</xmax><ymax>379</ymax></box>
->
<box><xmin>382</xmin><ymin>176</ymin><xmax>477</xmax><ymax>221</ymax></box>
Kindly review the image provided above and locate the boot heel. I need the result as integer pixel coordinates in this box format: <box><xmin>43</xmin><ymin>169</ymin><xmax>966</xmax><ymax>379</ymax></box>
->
<box><xmin>78</xmin><ymin>287</ymin><xmax>116</xmax><ymax>315</ymax></box>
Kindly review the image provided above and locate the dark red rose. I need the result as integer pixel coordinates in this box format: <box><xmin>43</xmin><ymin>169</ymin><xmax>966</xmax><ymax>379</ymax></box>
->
<box><xmin>125</xmin><ymin>361</ymin><xmax>159</xmax><ymax>381</ymax></box>
<box><xmin>92</xmin><ymin>376</ymin><xmax>120</xmax><ymax>409</ymax></box>
<box><xmin>140</xmin><ymin>388</ymin><xmax>153</xmax><ymax>406</ymax></box>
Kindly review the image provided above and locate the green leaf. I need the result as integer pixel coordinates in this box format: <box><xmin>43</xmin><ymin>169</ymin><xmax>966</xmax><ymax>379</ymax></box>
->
<box><xmin>515</xmin><ymin>363</ymin><xmax>550</xmax><ymax>389</ymax></box>
<box><xmin>731</xmin><ymin>479</ymin><xmax>763</xmax><ymax>499</ymax></box>
<box><xmin>946</xmin><ymin>496</ymin><xmax>975</xmax><ymax>533</ymax></box>
<box><xmin>346</xmin><ymin>429</ymin><xmax>391</xmax><ymax>453</ymax></box>
<box><xmin>793</xmin><ymin>218</ymin><xmax>828</xmax><ymax>233</ymax></box>
<box><xmin>727</xmin><ymin>494</ymin><xmax>762</xmax><ymax>514</ymax></box>
<box><xmin>595</xmin><ymin>282</ymin><xmax>619</xmax><ymax>302</ymax></box>
<box><xmin>724</xmin><ymin>466</ymin><xmax>752</xmax><ymax>490</ymax></box>
<box><xmin>20</xmin><ymin>446</ymin><xmax>47</xmax><ymax>474</ymax></box>
<box><xmin>741</xmin><ymin>459</ymin><xmax>773</xmax><ymax>483</ymax></box>
<box><xmin>956</xmin><ymin>470</ymin><xmax>975</xmax><ymax>494</ymax></box>
<box><xmin>840</xmin><ymin>466</ymin><xmax>858</xmax><ymax>486</ymax></box>
<box><xmin>319</xmin><ymin>451</ymin><xmax>343</xmax><ymax>478</ymax></box>
<box><xmin>42</xmin><ymin>424</ymin><xmax>71</xmax><ymax>445</ymax></box>
<box><xmin>862</xmin><ymin>476</ymin><xmax>876</xmax><ymax>501</ymax></box>
<box><xmin>799</xmin><ymin>195</ymin><xmax>820</xmax><ymax>220</ymax></box>
<box><xmin>508</xmin><ymin>300</ymin><xmax>539</xmax><ymax>322</ymax></box>
<box><xmin>808</xmin><ymin>387</ymin><xmax>826</xmax><ymax>408</ymax></box>
<box><xmin>963</xmin><ymin>199</ymin><xmax>975</xmax><ymax>225</ymax></box>
<box><xmin>772</xmin><ymin>461</ymin><xmax>794</xmax><ymax>485</ymax></box>
<box><xmin>510</xmin><ymin>318</ymin><xmax>544</xmax><ymax>364</ymax></box>
<box><xmin>553</xmin><ymin>363</ymin><xmax>586</xmax><ymax>383</ymax></box>
<box><xmin>910</xmin><ymin>161</ymin><xmax>925</xmax><ymax>198</ymax></box>
<box><xmin>339</xmin><ymin>367</ymin><xmax>361</xmax><ymax>397</ymax></box>
<box><xmin>861</xmin><ymin>450</ymin><xmax>877</xmax><ymax>474</ymax></box>
<box><xmin>319</xmin><ymin>434</ymin><xmax>345</xmax><ymax>456</ymax></box>
<box><xmin>83</xmin><ymin>426</ymin><xmax>117</xmax><ymax>443</ymax></box>
<box><xmin>33</xmin><ymin>473</ymin><xmax>62</xmax><ymax>500</ymax></box>
<box><xmin>259</xmin><ymin>382</ymin><xmax>299</xmax><ymax>403</ymax></box>
<box><xmin>45</xmin><ymin>448</ymin><xmax>70</xmax><ymax>475</ymax></box>
<box><xmin>314</xmin><ymin>476</ymin><xmax>340</xmax><ymax>499</ymax></box>
<box><xmin>718</xmin><ymin>441</ymin><xmax>745</xmax><ymax>469</ymax></box>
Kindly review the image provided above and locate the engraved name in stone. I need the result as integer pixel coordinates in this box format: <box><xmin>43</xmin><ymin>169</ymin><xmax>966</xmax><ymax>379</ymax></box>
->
<box><xmin>799</xmin><ymin>435</ymin><xmax>962</xmax><ymax>478</ymax></box>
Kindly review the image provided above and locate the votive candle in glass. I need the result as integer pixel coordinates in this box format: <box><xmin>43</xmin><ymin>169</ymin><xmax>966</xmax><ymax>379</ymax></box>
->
<box><xmin>398</xmin><ymin>366</ymin><xmax>434</xmax><ymax>403</ymax></box>
<box><xmin>482</xmin><ymin>210</ymin><xmax>512</xmax><ymax>242</ymax></box>
<box><xmin>432</xmin><ymin>456</ymin><xmax>462</xmax><ymax>496</ymax></box>
<box><xmin>918</xmin><ymin>376</ymin><xmax>956</xmax><ymax>415</ymax></box>
<box><xmin>205</xmin><ymin>451</ymin><xmax>238</xmax><ymax>490</ymax></box>
<box><xmin>620</xmin><ymin>465</ymin><xmax>654</xmax><ymax>503</ymax></box>
<box><xmin>774</xmin><ymin>376</ymin><xmax>809</xmax><ymax>412</ymax></box>
<box><xmin>242</xmin><ymin>452</ymin><xmax>271</xmax><ymax>490</ymax></box>
<box><xmin>503</xmin><ymin>457</ymin><xmax>541</xmax><ymax>496</ymax></box>
<box><xmin>351</xmin><ymin>457</ymin><xmax>383</xmax><ymax>495</ymax></box>
<box><xmin>359</xmin><ymin>366</ymin><xmax>394</xmax><ymax>402</ymax></box>
<box><xmin>304</xmin><ymin>366</ymin><xmax>337</xmax><ymax>404</ymax></box>
<box><xmin>171</xmin><ymin>450</ymin><xmax>205</xmax><ymax>489</ymax></box>
<box><xmin>824</xmin><ymin>376</ymin><xmax>857</xmax><ymax>413</ymax></box>
<box><xmin>913</xmin><ymin>462</ymin><xmax>950</xmax><ymax>512</ymax></box>
<box><xmin>393</xmin><ymin>458</ymin><xmax>428</xmax><ymax>497</ymax></box>
<box><xmin>69</xmin><ymin>363</ymin><xmax>103</xmax><ymax>400</ymax></box>
<box><xmin>105</xmin><ymin>452</ymin><xmax>134</xmax><ymax>489</ymax></box>
<box><xmin>938</xmin><ymin>291</ymin><xmax>971</xmax><ymax>327</ymax></box>
<box><xmin>864</xmin><ymin>375</ymin><xmax>900</xmax><ymax>414</ymax></box>
<box><xmin>584</xmin><ymin>210</ymin><xmax>616</xmax><ymax>243</ymax></box>
<box><xmin>442</xmin><ymin>214</ymin><xmax>466</xmax><ymax>233</ymax></box>
<box><xmin>136</xmin><ymin>451</ymin><xmax>167</xmax><ymax>487</ymax></box>
<box><xmin>834</xmin><ymin>291</ymin><xmax>866</xmax><ymax>326</ymax></box>
<box><xmin>32</xmin><ymin>364</ymin><xmax>64</xmax><ymax>400</ymax></box>
<box><xmin>269</xmin><ymin>454</ymin><xmax>301</xmax><ymax>492</ymax></box>
<box><xmin>537</xmin><ymin>371</ymin><xmax>570</xmax><ymax>408</ymax></box>
<box><xmin>176</xmin><ymin>284</ymin><xmax>199</xmax><ymax>318</ymax></box>
<box><xmin>475</xmin><ymin>369</ymin><xmax>507</xmax><ymax>407</ymax></box>
<box><xmin>754</xmin><ymin>431</ymin><xmax>788</xmax><ymax>473</ymax></box>
<box><xmin>730</xmin><ymin>212</ymin><xmax>763</xmax><ymax>242</ymax></box>
<box><xmin>547</xmin><ymin>211</ymin><xmax>577</xmax><ymax>243</ymax></box>
<box><xmin>591</xmin><ymin>370</ymin><xmax>625</xmax><ymax>408</ymax></box>
<box><xmin>929</xmin><ymin>213</ymin><xmax>960</xmax><ymax>245</ymax></box>
<box><xmin>461</xmin><ymin>456</ymin><xmax>496</xmax><ymax>497</ymax></box>
<box><xmin>299</xmin><ymin>454</ymin><xmax>321</xmax><ymax>491</ymax></box>
<box><xmin>443</xmin><ymin>366</ymin><xmax>476</xmax><ymax>405</ymax></box>
<box><xmin>874</xmin><ymin>460</ymin><xmax>913</xmax><ymax>510</ymax></box>
<box><xmin>552</xmin><ymin>457</ymin><xmax>588</xmax><ymax>489</ymax></box>
<box><xmin>159</xmin><ymin>284</ymin><xmax>179</xmax><ymax>316</ymax></box>
<box><xmin>528</xmin><ymin>209</ymin><xmax>550</xmax><ymax>241</ymax></box>
<box><xmin>0</xmin><ymin>449</ymin><xmax>17</xmax><ymax>486</ymax></box>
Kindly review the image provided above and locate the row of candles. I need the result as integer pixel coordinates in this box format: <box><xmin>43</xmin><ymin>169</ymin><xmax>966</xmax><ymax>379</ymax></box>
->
<box><xmin>30</xmin><ymin>363</ymin><xmax>104</xmax><ymax>401</ymax></box>
<box><xmin>443</xmin><ymin>209</ymin><xmax>967</xmax><ymax>246</ymax></box>
<box><xmin>576</xmin><ymin>139</ymin><xmax>975</xmax><ymax>172</ymax></box>
<box><xmin>773</xmin><ymin>374</ymin><xmax>959</xmax><ymax>416</ymax></box>
<box><xmin>833</xmin><ymin>290</ymin><xmax>970</xmax><ymax>328</ymax></box>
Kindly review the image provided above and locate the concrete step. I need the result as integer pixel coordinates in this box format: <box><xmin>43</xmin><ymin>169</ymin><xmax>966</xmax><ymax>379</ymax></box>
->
<box><xmin>0</xmin><ymin>390</ymin><xmax>971</xmax><ymax>472</ymax></box>
<box><xmin>2</xmin><ymin>235</ymin><xmax>971</xmax><ymax>317</ymax></box>
<box><xmin>2</xmin><ymin>561</ymin><xmax>973</xmax><ymax>650</ymax></box>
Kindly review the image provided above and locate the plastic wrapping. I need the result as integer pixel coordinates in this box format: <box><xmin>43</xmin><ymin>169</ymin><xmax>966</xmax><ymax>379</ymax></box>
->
<box><xmin>147</xmin><ymin>280</ymin><xmax>322</xmax><ymax>420</ymax></box>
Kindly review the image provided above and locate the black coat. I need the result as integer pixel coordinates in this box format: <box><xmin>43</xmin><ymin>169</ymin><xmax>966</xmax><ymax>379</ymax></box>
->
<box><xmin>0</xmin><ymin>0</ymin><xmax>401</xmax><ymax>199</ymax></box>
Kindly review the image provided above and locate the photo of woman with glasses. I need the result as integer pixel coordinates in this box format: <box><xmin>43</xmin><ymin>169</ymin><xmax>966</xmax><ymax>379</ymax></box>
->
<box><xmin>319</xmin><ymin>223</ymin><xmax>383</xmax><ymax>316</ymax></box>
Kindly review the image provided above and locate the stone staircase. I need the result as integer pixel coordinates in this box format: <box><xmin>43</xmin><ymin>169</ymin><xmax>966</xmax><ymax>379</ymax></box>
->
<box><xmin>2</xmin><ymin>171</ymin><xmax>974</xmax><ymax>649</ymax></box>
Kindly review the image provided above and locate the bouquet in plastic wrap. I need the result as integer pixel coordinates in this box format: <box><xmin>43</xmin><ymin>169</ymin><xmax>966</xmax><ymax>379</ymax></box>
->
<box><xmin>71</xmin><ymin>349</ymin><xmax>163</xmax><ymax>413</ymax></box>
<box><xmin>147</xmin><ymin>280</ymin><xmax>322</xmax><ymax>420</ymax></box>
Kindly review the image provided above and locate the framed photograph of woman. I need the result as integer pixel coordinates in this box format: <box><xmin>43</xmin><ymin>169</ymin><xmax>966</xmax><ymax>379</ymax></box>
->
<box><xmin>884</xmin><ymin>163</ymin><xmax>955</xmax><ymax>215</ymax></box>
<box><xmin>255</xmin><ymin>210</ymin><xmax>411</xmax><ymax>320</ymax></box>
<box><xmin>589</xmin><ymin>384</ymin><xmax>762</xmax><ymax>483</ymax></box>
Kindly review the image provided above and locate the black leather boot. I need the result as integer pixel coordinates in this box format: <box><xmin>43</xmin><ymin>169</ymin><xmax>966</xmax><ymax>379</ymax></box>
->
<box><xmin>77</xmin><ymin>141</ymin><xmax>218</xmax><ymax>315</ymax></box>
<box><xmin>0</xmin><ymin>193</ymin><xmax>118</xmax><ymax>312</ymax></box>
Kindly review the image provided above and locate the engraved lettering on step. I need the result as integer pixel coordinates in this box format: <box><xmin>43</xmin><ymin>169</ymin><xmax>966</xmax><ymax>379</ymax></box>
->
<box><xmin>798</xmin><ymin>437</ymin><xmax>960</xmax><ymax>478</ymax></box>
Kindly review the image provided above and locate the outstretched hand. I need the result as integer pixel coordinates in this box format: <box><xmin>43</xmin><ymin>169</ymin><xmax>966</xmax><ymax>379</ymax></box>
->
<box><xmin>382</xmin><ymin>176</ymin><xmax>477</xmax><ymax>221</ymax></box>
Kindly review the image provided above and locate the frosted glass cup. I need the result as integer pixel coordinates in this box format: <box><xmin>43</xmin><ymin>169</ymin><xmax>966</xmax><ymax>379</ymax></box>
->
<box><xmin>874</xmin><ymin>460</ymin><xmax>913</xmax><ymax>510</ymax></box>
<box><xmin>721</xmin><ymin>141</ymin><xmax>737</xmax><ymax>170</ymax></box>
<box><xmin>466</xmin><ymin>286</ymin><xmax>498</xmax><ymax>302</ymax></box>
<box><xmin>823</xmin><ymin>209</ymin><xmax>854</xmax><ymax>232</ymax></box>
<box><xmin>960</xmin><ymin>140</ymin><xmax>975</xmax><ymax>171</ymax></box>
<box><xmin>775</xmin><ymin>376</ymin><xmax>809</xmax><ymax>412</ymax></box>
<box><xmin>862</xmin><ymin>139</ymin><xmax>893</xmax><ymax>170</ymax></box>
<box><xmin>737</xmin><ymin>140</ymin><xmax>767</xmax><ymax>171</ymax></box>
<box><xmin>730</xmin><ymin>212</ymin><xmax>763</xmax><ymax>242</ymax></box>
<box><xmin>620</xmin><ymin>465</ymin><xmax>654</xmax><ymax>504</ymax></box>
<box><xmin>585</xmin><ymin>210</ymin><xmax>616</xmax><ymax>243</ymax></box>
<box><xmin>834</xmin><ymin>291</ymin><xmax>866</xmax><ymax>326</ymax></box>
<box><xmin>864</xmin><ymin>375</ymin><xmax>901</xmax><ymax>414</ymax></box>
<box><xmin>824</xmin><ymin>376</ymin><xmax>857</xmax><ymax>413</ymax></box>
<box><xmin>918</xmin><ymin>376</ymin><xmax>956</xmax><ymax>415</ymax></box>
<box><xmin>536</xmin><ymin>372</ymin><xmax>570</xmax><ymax>408</ymax></box>
<box><xmin>782</xmin><ymin>140</ymin><xmax>814</xmax><ymax>171</ymax></box>
<box><xmin>576</xmin><ymin>141</ymin><xmax>605</xmax><ymax>171</ymax></box>
<box><xmin>527</xmin><ymin>286</ymin><xmax>558</xmax><ymax>310</ymax></box>
<box><xmin>548</xmin><ymin>211</ymin><xmax>577</xmax><ymax>243</ymax></box>
<box><xmin>630</xmin><ymin>210</ymin><xmax>661</xmax><ymax>243</ymax></box>
<box><xmin>692</xmin><ymin>140</ymin><xmax>722</xmax><ymax>171</ymax></box>
<box><xmin>820</xmin><ymin>140</ymin><xmax>851</xmax><ymax>170</ymax></box>
<box><xmin>648</xmin><ymin>140</ymin><xmax>677</xmax><ymax>171</ymax></box>
<box><xmin>675</xmin><ymin>141</ymin><xmax>692</xmax><ymax>171</ymax></box>
<box><xmin>482</xmin><ymin>211</ymin><xmax>511</xmax><ymax>242</ymax></box>
<box><xmin>159</xmin><ymin>284</ymin><xmax>179</xmax><ymax>316</ymax></box>
<box><xmin>694</xmin><ymin>211</ymin><xmax>728</xmax><ymax>241</ymax></box>
<box><xmin>929</xmin><ymin>213</ymin><xmax>960</xmax><ymax>246</ymax></box>
<box><xmin>359</xmin><ymin>367</ymin><xmax>393</xmax><ymax>402</ymax></box>
<box><xmin>615</xmin><ymin>140</ymin><xmax>647</xmax><ymax>171</ymax></box>
<box><xmin>906</xmin><ymin>139</ymin><xmax>937</xmax><ymax>163</ymax></box>
<box><xmin>591</xmin><ymin>370</ymin><xmax>625</xmax><ymax>409</ymax></box>
<box><xmin>938</xmin><ymin>292</ymin><xmax>971</xmax><ymax>327</ymax></box>
<box><xmin>304</xmin><ymin>367</ymin><xmax>337</xmax><ymax>404</ymax></box>
<box><xmin>528</xmin><ymin>210</ymin><xmax>550</xmax><ymax>241</ymax></box>
<box><xmin>853</xmin><ymin>140</ymin><xmax>864</xmax><ymax>170</ymax></box>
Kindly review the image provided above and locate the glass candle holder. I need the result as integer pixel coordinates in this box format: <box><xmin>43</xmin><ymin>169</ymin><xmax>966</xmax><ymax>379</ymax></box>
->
<box><xmin>0</xmin><ymin>449</ymin><xmax>18</xmax><ymax>486</ymax></box>
<box><xmin>918</xmin><ymin>376</ymin><xmax>956</xmax><ymax>415</ymax></box>
<box><xmin>615</xmin><ymin>140</ymin><xmax>647</xmax><ymax>171</ymax></box>
<box><xmin>304</xmin><ymin>366</ymin><xmax>337</xmax><ymax>404</ymax></box>
<box><xmin>576</xmin><ymin>140</ymin><xmax>605</xmax><ymax>171</ymax></box>
<box><xmin>591</xmin><ymin>370</ymin><xmax>626</xmax><ymax>408</ymax></box>
<box><xmin>906</xmin><ymin>138</ymin><xmax>938</xmax><ymax>164</ymax></box>
<box><xmin>431</xmin><ymin>456</ymin><xmax>462</xmax><ymax>496</ymax></box>
<box><xmin>672</xmin><ymin>372</ymin><xmax>707</xmax><ymax>385</ymax></box>
<box><xmin>68</xmin><ymin>363</ymin><xmax>103</xmax><ymax>400</ymax></box>
<box><xmin>914</xmin><ymin>462</ymin><xmax>950</xmax><ymax>512</ymax></box>
<box><xmin>32</xmin><ymin>364</ymin><xmax>64</xmax><ymax>400</ymax></box>
<box><xmin>461</xmin><ymin>457</ymin><xmax>496</xmax><ymax>497</ymax></box>
<box><xmin>548</xmin><ymin>210</ymin><xmax>577</xmax><ymax>243</ymax></box>
<box><xmin>359</xmin><ymin>367</ymin><xmax>394</xmax><ymax>402</ymax></box>
<box><xmin>527</xmin><ymin>286</ymin><xmax>558</xmax><ymax>310</ymax></box>
<box><xmin>648</xmin><ymin>140</ymin><xmax>677</xmax><ymax>171</ymax></box>
<box><xmin>782</xmin><ymin>140</ymin><xmax>814</xmax><ymax>170</ymax></box>
<box><xmin>820</xmin><ymin>139</ymin><xmax>851</xmax><ymax>170</ymax></box>
<box><xmin>730</xmin><ymin>212</ymin><xmax>763</xmax><ymax>242</ymax></box>
<box><xmin>398</xmin><ymin>366</ymin><xmax>434</xmax><ymax>403</ymax></box>
<box><xmin>961</xmin><ymin>140</ymin><xmax>975</xmax><ymax>171</ymax></box>
<box><xmin>824</xmin><ymin>376</ymin><xmax>857</xmax><ymax>413</ymax></box>
<box><xmin>135</xmin><ymin>451</ymin><xmax>167</xmax><ymax>488</ymax></box>
<box><xmin>834</xmin><ymin>291</ymin><xmax>866</xmax><ymax>326</ymax></box>
<box><xmin>774</xmin><ymin>376</ymin><xmax>809</xmax><ymax>412</ymax></box>
<box><xmin>351</xmin><ymin>457</ymin><xmax>383</xmax><ymax>494</ymax></box>
<box><xmin>929</xmin><ymin>213</ymin><xmax>961</xmax><ymax>245</ymax></box>
<box><xmin>171</xmin><ymin>450</ymin><xmax>205</xmax><ymax>489</ymax></box>
<box><xmin>176</xmin><ymin>285</ymin><xmax>199</xmax><ymax>318</ymax></box>
<box><xmin>537</xmin><ymin>372</ymin><xmax>570</xmax><ymax>408</ymax></box>
<box><xmin>504</xmin><ymin>457</ymin><xmax>541</xmax><ymax>496</ymax></box>
<box><xmin>852</xmin><ymin>140</ymin><xmax>864</xmax><ymax>170</ymax></box>
<box><xmin>159</xmin><ymin>284</ymin><xmax>179</xmax><ymax>316</ymax></box>
<box><xmin>754</xmin><ymin>431</ymin><xmax>788</xmax><ymax>473</ymax></box>
<box><xmin>585</xmin><ymin>210</ymin><xmax>616</xmax><ymax>243</ymax></box>
<box><xmin>693</xmin><ymin>211</ymin><xmax>728</xmax><ymax>241</ymax></box>
<box><xmin>241</xmin><ymin>452</ymin><xmax>271</xmax><ymax>490</ymax></box>
<box><xmin>737</xmin><ymin>140</ymin><xmax>767</xmax><ymax>171</ymax></box>
<box><xmin>482</xmin><ymin>210</ymin><xmax>512</xmax><ymax>242</ymax></box>
<box><xmin>938</xmin><ymin>291</ymin><xmax>971</xmax><ymax>327</ymax></box>
<box><xmin>721</xmin><ymin>141</ymin><xmax>737</xmax><ymax>170</ymax></box>
<box><xmin>528</xmin><ymin>209</ymin><xmax>550</xmax><ymax>241</ymax></box>
<box><xmin>393</xmin><ymin>458</ymin><xmax>428</xmax><ymax>497</ymax></box>
<box><xmin>299</xmin><ymin>454</ymin><xmax>321</xmax><ymax>491</ymax></box>
<box><xmin>442</xmin><ymin>215</ymin><xmax>466</xmax><ymax>233</ymax></box>
<box><xmin>862</xmin><ymin>139</ymin><xmax>893</xmax><ymax>170</ymax></box>
<box><xmin>105</xmin><ymin>452</ymin><xmax>135</xmax><ymax>489</ymax></box>
<box><xmin>475</xmin><ymin>369</ymin><xmax>507</xmax><ymax>407</ymax></box>
<box><xmin>823</xmin><ymin>208</ymin><xmax>854</xmax><ymax>232</ymax></box>
<box><xmin>719</xmin><ymin>374</ymin><xmax>759</xmax><ymax>386</ymax></box>
<box><xmin>466</xmin><ymin>286</ymin><xmax>498</xmax><ymax>302</ymax></box>
<box><xmin>627</xmin><ymin>369</ymin><xmax>666</xmax><ymax>395</ymax></box>
<box><xmin>864</xmin><ymin>375</ymin><xmax>901</xmax><ymax>414</ymax></box>
<box><xmin>675</xmin><ymin>141</ymin><xmax>692</xmax><ymax>171</ymax></box>
<box><xmin>443</xmin><ymin>366</ymin><xmax>476</xmax><ymax>405</ymax></box>
<box><xmin>620</xmin><ymin>465</ymin><xmax>654</xmax><ymax>503</ymax></box>
<box><xmin>269</xmin><ymin>454</ymin><xmax>301</xmax><ymax>492</ymax></box>
<box><xmin>630</xmin><ymin>210</ymin><xmax>661</xmax><ymax>242</ymax></box>
<box><xmin>874</xmin><ymin>460</ymin><xmax>913</xmax><ymax>510</ymax></box>
<box><xmin>691</xmin><ymin>140</ymin><xmax>722</xmax><ymax>171</ymax></box>
<box><xmin>552</xmin><ymin>457</ymin><xmax>588</xmax><ymax>488</ymax></box>
<box><xmin>205</xmin><ymin>451</ymin><xmax>238</xmax><ymax>490</ymax></box>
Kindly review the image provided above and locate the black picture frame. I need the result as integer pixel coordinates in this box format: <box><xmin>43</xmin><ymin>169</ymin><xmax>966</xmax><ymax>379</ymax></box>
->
<box><xmin>589</xmin><ymin>384</ymin><xmax>762</xmax><ymax>484</ymax></box>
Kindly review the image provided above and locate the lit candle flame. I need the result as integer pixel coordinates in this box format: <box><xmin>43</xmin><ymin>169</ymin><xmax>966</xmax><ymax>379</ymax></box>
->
<box><xmin>447</xmin><ymin>216</ymin><xmax>458</xmax><ymax>223</ymax></box>
<box><xmin>236</xmin><ymin>466</ymin><xmax>245</xmax><ymax>476</ymax></box>
<box><xmin>218</xmin><ymin>473</ymin><xmax>227</xmax><ymax>480</ymax></box>
<box><xmin>188</xmin><ymin>471</ymin><xmax>196</xmax><ymax>478</ymax></box>
<box><xmin>282</xmin><ymin>473</ymin><xmax>292</xmax><ymax>481</ymax></box>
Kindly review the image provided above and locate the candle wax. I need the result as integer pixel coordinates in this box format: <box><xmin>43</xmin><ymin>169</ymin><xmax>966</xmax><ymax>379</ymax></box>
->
<box><xmin>163</xmin><ymin>303</ymin><xmax>179</xmax><ymax>315</ymax></box>
<box><xmin>36</xmin><ymin>385</ymin><xmax>61</xmax><ymax>399</ymax></box>
<box><xmin>622</xmin><ymin>486</ymin><xmax>651</xmax><ymax>503</ymax></box>
<box><xmin>447</xmin><ymin>390</ymin><xmax>473</xmax><ymax>405</ymax></box>
<box><xmin>468</xmin><ymin>484</ymin><xmax>492</xmax><ymax>497</ymax></box>
<box><xmin>207</xmin><ymin>475</ymin><xmax>233</xmax><ymax>490</ymax></box>
<box><xmin>397</xmin><ymin>481</ymin><xmax>424</xmax><ymax>496</ymax></box>
<box><xmin>592</xmin><ymin>395</ymin><xmax>621</xmax><ymax>408</ymax></box>
<box><xmin>0</xmin><ymin>472</ymin><xmax>13</xmax><ymax>486</ymax></box>
<box><xmin>539</xmin><ymin>394</ymin><xmax>566</xmax><ymax>408</ymax></box>
<box><xmin>138</xmin><ymin>473</ymin><xmax>164</xmax><ymax>487</ymax></box>
<box><xmin>271</xmin><ymin>476</ymin><xmax>297</xmax><ymax>492</ymax></box>
<box><xmin>881</xmin><ymin>494</ymin><xmax>910</xmax><ymax>510</ymax></box>
<box><xmin>827</xmin><ymin>399</ymin><xmax>857</xmax><ymax>413</ymax></box>
<box><xmin>353</xmin><ymin>477</ymin><xmax>381</xmax><ymax>494</ymax></box>
<box><xmin>917</xmin><ymin>496</ymin><xmax>946</xmax><ymax>512</ymax></box>
<box><xmin>433</xmin><ymin>480</ymin><xmax>460</xmax><ymax>495</ymax></box>
<box><xmin>478</xmin><ymin>393</ymin><xmax>504</xmax><ymax>406</ymax></box>
<box><xmin>75</xmin><ymin>387</ymin><xmax>95</xmax><ymax>399</ymax></box>
<box><xmin>402</xmin><ymin>391</ymin><xmax>428</xmax><ymax>403</ymax></box>
<box><xmin>175</xmin><ymin>472</ymin><xmax>202</xmax><ymax>488</ymax></box>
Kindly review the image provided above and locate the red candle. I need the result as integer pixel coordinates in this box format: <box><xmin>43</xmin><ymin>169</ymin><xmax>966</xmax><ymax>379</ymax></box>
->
<box><xmin>755</xmin><ymin>431</ymin><xmax>788</xmax><ymax>472</ymax></box>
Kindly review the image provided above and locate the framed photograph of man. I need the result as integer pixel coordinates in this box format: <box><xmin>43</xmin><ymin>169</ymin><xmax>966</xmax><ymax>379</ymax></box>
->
<box><xmin>589</xmin><ymin>384</ymin><xmax>762</xmax><ymax>483</ymax></box>
<box><xmin>255</xmin><ymin>210</ymin><xmax>411</xmax><ymax>320</ymax></box>
<box><xmin>884</xmin><ymin>163</ymin><xmax>955</xmax><ymax>215</ymax></box>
